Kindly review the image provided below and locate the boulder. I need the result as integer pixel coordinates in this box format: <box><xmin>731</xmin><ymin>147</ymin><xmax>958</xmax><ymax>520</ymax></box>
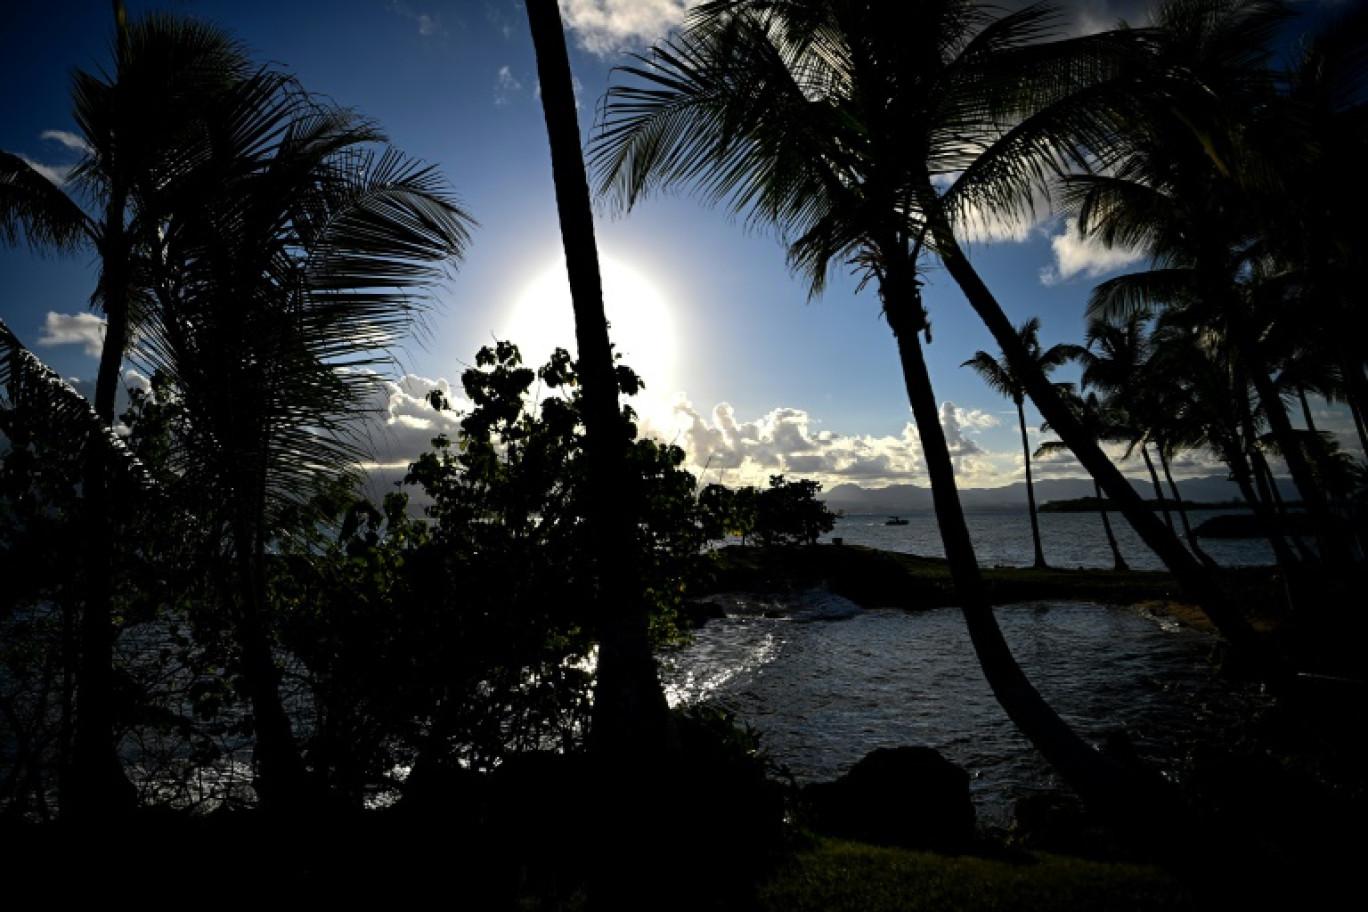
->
<box><xmin>801</xmin><ymin>746</ymin><xmax>976</xmax><ymax>851</ymax></box>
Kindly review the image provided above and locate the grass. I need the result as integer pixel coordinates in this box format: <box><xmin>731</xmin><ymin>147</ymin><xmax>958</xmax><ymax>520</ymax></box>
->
<box><xmin>756</xmin><ymin>839</ymin><xmax>1196</xmax><ymax>912</ymax></box>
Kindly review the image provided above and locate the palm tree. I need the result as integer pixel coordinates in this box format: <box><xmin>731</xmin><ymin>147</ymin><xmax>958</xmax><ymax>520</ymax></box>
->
<box><xmin>1</xmin><ymin>5</ymin><xmax>268</xmax><ymax>817</ymax></box>
<box><xmin>963</xmin><ymin>317</ymin><xmax>1082</xmax><ymax>569</ymax></box>
<box><xmin>591</xmin><ymin>0</ymin><xmax>1265</xmax><ymax>660</ymax></box>
<box><xmin>130</xmin><ymin>73</ymin><xmax>472</xmax><ymax>810</ymax></box>
<box><xmin>524</xmin><ymin>0</ymin><xmax>673</xmax><ymax>764</ymax></box>
<box><xmin>3</xmin><ymin>6</ymin><xmax>475</xmax><ymax>813</ymax></box>
<box><xmin>590</xmin><ymin>0</ymin><xmax>1178</xmax><ymax>815</ymax></box>
<box><xmin>1061</xmin><ymin>0</ymin><xmax>1358</xmax><ymax>568</ymax></box>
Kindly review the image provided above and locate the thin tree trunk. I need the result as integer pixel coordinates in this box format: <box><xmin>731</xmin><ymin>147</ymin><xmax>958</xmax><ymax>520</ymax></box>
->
<box><xmin>1158</xmin><ymin>446</ymin><xmax>1217</xmax><ymax>569</ymax></box>
<box><xmin>1017</xmin><ymin>398</ymin><xmax>1048</xmax><ymax>569</ymax></box>
<box><xmin>1139</xmin><ymin>443</ymin><xmax>1174</xmax><ymax>534</ymax></box>
<box><xmin>933</xmin><ymin>230</ymin><xmax>1265</xmax><ymax>656</ymax></box>
<box><xmin>1095</xmin><ymin>480</ymin><xmax>1130</xmax><ymax>571</ymax></box>
<box><xmin>1242</xmin><ymin>341</ymin><xmax>1350</xmax><ymax>567</ymax></box>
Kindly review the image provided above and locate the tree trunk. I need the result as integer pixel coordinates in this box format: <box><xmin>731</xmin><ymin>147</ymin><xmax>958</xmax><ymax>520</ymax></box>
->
<box><xmin>933</xmin><ymin>230</ymin><xmax>1265</xmax><ymax>656</ymax></box>
<box><xmin>1016</xmin><ymin>399</ymin><xmax>1048</xmax><ymax>569</ymax></box>
<box><xmin>1158</xmin><ymin>446</ymin><xmax>1217</xmax><ymax>569</ymax></box>
<box><xmin>230</xmin><ymin>522</ymin><xmax>312</xmax><ymax>812</ymax></box>
<box><xmin>1095</xmin><ymin>480</ymin><xmax>1130</xmax><ymax>571</ymax></box>
<box><xmin>66</xmin><ymin>201</ymin><xmax>138</xmax><ymax>821</ymax></box>
<box><xmin>881</xmin><ymin>259</ymin><xmax>1147</xmax><ymax>818</ymax></box>
<box><xmin>1139</xmin><ymin>443</ymin><xmax>1174</xmax><ymax>534</ymax></box>
<box><xmin>525</xmin><ymin>0</ymin><xmax>671</xmax><ymax>764</ymax></box>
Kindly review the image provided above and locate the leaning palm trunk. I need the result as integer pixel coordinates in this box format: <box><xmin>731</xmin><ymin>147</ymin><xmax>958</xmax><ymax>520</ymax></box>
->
<box><xmin>1016</xmin><ymin>398</ymin><xmax>1048</xmax><ymax>569</ymax></box>
<box><xmin>882</xmin><ymin>265</ymin><xmax>1144</xmax><ymax>813</ymax></box>
<box><xmin>933</xmin><ymin>230</ymin><xmax>1264</xmax><ymax>654</ymax></box>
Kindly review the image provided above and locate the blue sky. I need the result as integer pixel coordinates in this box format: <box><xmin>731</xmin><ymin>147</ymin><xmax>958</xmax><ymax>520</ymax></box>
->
<box><xmin>2</xmin><ymin>0</ymin><xmax>1355</xmax><ymax>493</ymax></box>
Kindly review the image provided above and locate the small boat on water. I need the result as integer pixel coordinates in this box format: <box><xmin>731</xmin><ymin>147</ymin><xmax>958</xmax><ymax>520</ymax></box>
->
<box><xmin>885</xmin><ymin>516</ymin><xmax>909</xmax><ymax>526</ymax></box>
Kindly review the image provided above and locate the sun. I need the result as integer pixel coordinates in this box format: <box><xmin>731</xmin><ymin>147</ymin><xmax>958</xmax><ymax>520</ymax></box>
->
<box><xmin>501</xmin><ymin>254</ymin><xmax>682</xmax><ymax>433</ymax></box>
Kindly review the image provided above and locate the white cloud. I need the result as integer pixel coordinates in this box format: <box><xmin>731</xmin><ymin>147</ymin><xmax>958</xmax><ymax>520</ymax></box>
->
<box><xmin>360</xmin><ymin>373</ymin><xmax>470</xmax><ymax>470</ymax></box>
<box><xmin>37</xmin><ymin>312</ymin><xmax>105</xmax><ymax>356</ymax></box>
<box><xmin>665</xmin><ymin>396</ymin><xmax>1014</xmax><ymax>490</ymax></box>
<box><xmin>558</xmin><ymin>0</ymin><xmax>700</xmax><ymax>56</ymax></box>
<box><xmin>41</xmin><ymin>129</ymin><xmax>90</xmax><ymax>155</ymax></box>
<box><xmin>494</xmin><ymin>65</ymin><xmax>523</xmax><ymax>105</ymax></box>
<box><xmin>1040</xmin><ymin>216</ymin><xmax>1145</xmax><ymax>285</ymax></box>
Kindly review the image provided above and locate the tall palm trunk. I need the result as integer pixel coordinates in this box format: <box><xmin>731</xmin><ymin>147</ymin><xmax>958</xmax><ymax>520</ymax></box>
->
<box><xmin>525</xmin><ymin>0</ymin><xmax>670</xmax><ymax>759</ymax></box>
<box><xmin>68</xmin><ymin>190</ymin><xmax>138</xmax><ymax>819</ymax></box>
<box><xmin>1015</xmin><ymin>398</ymin><xmax>1048</xmax><ymax>569</ymax></box>
<box><xmin>881</xmin><ymin>262</ymin><xmax>1143</xmax><ymax>814</ymax></box>
<box><xmin>933</xmin><ymin>230</ymin><xmax>1264</xmax><ymax>655</ymax></box>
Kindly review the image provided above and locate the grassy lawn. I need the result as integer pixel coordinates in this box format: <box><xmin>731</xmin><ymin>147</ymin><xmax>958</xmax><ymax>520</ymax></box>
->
<box><xmin>756</xmin><ymin>839</ymin><xmax>1196</xmax><ymax>912</ymax></box>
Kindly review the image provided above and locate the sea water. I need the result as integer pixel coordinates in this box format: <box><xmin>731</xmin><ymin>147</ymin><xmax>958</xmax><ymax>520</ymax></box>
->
<box><xmin>819</xmin><ymin>508</ymin><xmax>1277</xmax><ymax>570</ymax></box>
<box><xmin>662</xmin><ymin>510</ymin><xmax>1275</xmax><ymax>825</ymax></box>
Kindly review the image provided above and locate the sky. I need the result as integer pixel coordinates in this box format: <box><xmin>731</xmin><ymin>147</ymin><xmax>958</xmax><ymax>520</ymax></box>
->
<box><xmin>1</xmin><ymin>0</ymin><xmax>1357</xmax><ymax>496</ymax></box>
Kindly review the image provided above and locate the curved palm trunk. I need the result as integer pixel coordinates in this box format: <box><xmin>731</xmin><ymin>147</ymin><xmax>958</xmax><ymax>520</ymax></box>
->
<box><xmin>1095</xmin><ymin>480</ymin><xmax>1130</xmax><ymax>571</ymax></box>
<box><xmin>933</xmin><ymin>230</ymin><xmax>1264</xmax><ymax>656</ymax></box>
<box><xmin>882</xmin><ymin>264</ymin><xmax>1142</xmax><ymax>816</ymax></box>
<box><xmin>526</xmin><ymin>0</ymin><xmax>670</xmax><ymax>759</ymax></box>
<box><xmin>1015</xmin><ymin>398</ymin><xmax>1048</xmax><ymax>569</ymax></box>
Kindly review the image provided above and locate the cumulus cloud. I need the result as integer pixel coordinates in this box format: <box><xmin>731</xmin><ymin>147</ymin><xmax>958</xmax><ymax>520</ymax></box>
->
<box><xmin>665</xmin><ymin>396</ymin><xmax>1011</xmax><ymax>490</ymax></box>
<box><xmin>1039</xmin><ymin>216</ymin><xmax>1145</xmax><ymax>286</ymax></box>
<box><xmin>37</xmin><ymin>312</ymin><xmax>105</xmax><ymax>356</ymax></box>
<box><xmin>359</xmin><ymin>372</ymin><xmax>470</xmax><ymax>470</ymax></box>
<box><xmin>559</xmin><ymin>0</ymin><xmax>700</xmax><ymax>56</ymax></box>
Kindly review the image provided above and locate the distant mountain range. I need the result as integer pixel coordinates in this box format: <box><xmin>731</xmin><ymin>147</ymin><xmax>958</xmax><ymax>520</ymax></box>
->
<box><xmin>820</xmin><ymin>475</ymin><xmax>1296</xmax><ymax>514</ymax></box>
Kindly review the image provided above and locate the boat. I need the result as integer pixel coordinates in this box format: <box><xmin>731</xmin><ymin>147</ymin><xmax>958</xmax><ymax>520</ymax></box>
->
<box><xmin>884</xmin><ymin>516</ymin><xmax>908</xmax><ymax>526</ymax></box>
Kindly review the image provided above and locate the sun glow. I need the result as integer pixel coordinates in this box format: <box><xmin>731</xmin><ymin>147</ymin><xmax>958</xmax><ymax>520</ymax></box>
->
<box><xmin>501</xmin><ymin>254</ymin><xmax>684</xmax><ymax>437</ymax></box>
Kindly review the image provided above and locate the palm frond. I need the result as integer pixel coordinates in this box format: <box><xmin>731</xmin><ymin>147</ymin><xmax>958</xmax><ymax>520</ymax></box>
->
<box><xmin>0</xmin><ymin>151</ymin><xmax>91</xmax><ymax>253</ymax></box>
<box><xmin>0</xmin><ymin>319</ymin><xmax>156</xmax><ymax>493</ymax></box>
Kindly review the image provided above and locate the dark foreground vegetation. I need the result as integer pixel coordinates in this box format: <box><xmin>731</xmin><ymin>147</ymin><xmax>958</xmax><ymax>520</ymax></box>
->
<box><xmin>4</xmin><ymin>0</ymin><xmax>1367</xmax><ymax>908</ymax></box>
<box><xmin>3</xmin><ymin>547</ymin><xmax>1363</xmax><ymax>910</ymax></box>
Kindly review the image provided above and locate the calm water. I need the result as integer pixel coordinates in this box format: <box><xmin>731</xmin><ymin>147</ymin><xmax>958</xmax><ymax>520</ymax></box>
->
<box><xmin>663</xmin><ymin>511</ymin><xmax>1274</xmax><ymax>825</ymax></box>
<box><xmin>821</xmin><ymin>508</ymin><xmax>1277</xmax><ymax>570</ymax></box>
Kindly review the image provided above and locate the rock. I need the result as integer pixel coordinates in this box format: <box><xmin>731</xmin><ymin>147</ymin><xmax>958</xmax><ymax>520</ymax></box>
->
<box><xmin>801</xmin><ymin>746</ymin><xmax>976</xmax><ymax>852</ymax></box>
